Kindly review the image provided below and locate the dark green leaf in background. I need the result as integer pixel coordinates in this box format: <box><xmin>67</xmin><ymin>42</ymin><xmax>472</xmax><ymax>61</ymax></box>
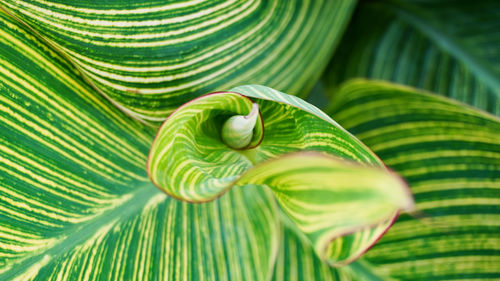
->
<box><xmin>323</xmin><ymin>0</ymin><xmax>500</xmax><ymax>115</ymax></box>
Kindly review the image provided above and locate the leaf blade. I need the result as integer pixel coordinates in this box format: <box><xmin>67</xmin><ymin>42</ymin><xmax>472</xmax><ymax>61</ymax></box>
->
<box><xmin>329</xmin><ymin>79</ymin><xmax>500</xmax><ymax>279</ymax></box>
<box><xmin>1</xmin><ymin>0</ymin><xmax>357</xmax><ymax>120</ymax></box>
<box><xmin>324</xmin><ymin>0</ymin><xmax>500</xmax><ymax>115</ymax></box>
<box><xmin>0</xmin><ymin>10</ymin><xmax>280</xmax><ymax>280</ymax></box>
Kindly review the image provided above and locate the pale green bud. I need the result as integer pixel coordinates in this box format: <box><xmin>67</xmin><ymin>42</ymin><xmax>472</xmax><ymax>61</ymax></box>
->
<box><xmin>221</xmin><ymin>103</ymin><xmax>259</xmax><ymax>149</ymax></box>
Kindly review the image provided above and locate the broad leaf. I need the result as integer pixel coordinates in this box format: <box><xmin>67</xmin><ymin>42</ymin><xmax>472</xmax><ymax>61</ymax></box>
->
<box><xmin>328</xmin><ymin>80</ymin><xmax>500</xmax><ymax>280</ymax></box>
<box><xmin>323</xmin><ymin>0</ymin><xmax>500</xmax><ymax>115</ymax></box>
<box><xmin>0</xmin><ymin>0</ymin><xmax>356</xmax><ymax>121</ymax></box>
<box><xmin>147</xmin><ymin>85</ymin><xmax>413</xmax><ymax>267</ymax></box>
<box><xmin>0</xmin><ymin>10</ymin><xmax>280</xmax><ymax>280</ymax></box>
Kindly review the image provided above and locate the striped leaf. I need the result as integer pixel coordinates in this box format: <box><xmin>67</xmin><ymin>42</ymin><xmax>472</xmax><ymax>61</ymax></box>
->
<box><xmin>328</xmin><ymin>80</ymin><xmax>500</xmax><ymax>279</ymax></box>
<box><xmin>0</xmin><ymin>10</ymin><xmax>280</xmax><ymax>280</ymax></box>
<box><xmin>271</xmin><ymin>217</ymin><xmax>354</xmax><ymax>281</ymax></box>
<box><xmin>322</xmin><ymin>0</ymin><xmax>500</xmax><ymax>115</ymax></box>
<box><xmin>0</xmin><ymin>0</ymin><xmax>356</xmax><ymax>121</ymax></box>
<box><xmin>237</xmin><ymin>153</ymin><xmax>413</xmax><ymax>267</ymax></box>
<box><xmin>148</xmin><ymin>85</ymin><xmax>413</xmax><ymax>266</ymax></box>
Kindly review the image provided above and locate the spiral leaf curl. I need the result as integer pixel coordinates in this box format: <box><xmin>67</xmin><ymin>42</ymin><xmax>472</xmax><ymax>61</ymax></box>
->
<box><xmin>147</xmin><ymin>85</ymin><xmax>413</xmax><ymax>266</ymax></box>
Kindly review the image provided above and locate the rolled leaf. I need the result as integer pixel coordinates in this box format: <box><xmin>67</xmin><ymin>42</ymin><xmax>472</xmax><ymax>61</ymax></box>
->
<box><xmin>237</xmin><ymin>152</ymin><xmax>413</xmax><ymax>266</ymax></box>
<box><xmin>0</xmin><ymin>0</ymin><xmax>356</xmax><ymax>121</ymax></box>
<box><xmin>0</xmin><ymin>10</ymin><xmax>280</xmax><ymax>280</ymax></box>
<box><xmin>148</xmin><ymin>85</ymin><xmax>413</xmax><ymax>266</ymax></box>
<box><xmin>329</xmin><ymin>79</ymin><xmax>500</xmax><ymax>279</ymax></box>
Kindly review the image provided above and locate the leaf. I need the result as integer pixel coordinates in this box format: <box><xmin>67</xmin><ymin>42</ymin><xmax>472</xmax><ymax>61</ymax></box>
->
<box><xmin>0</xmin><ymin>0</ymin><xmax>357</xmax><ymax>121</ymax></box>
<box><xmin>237</xmin><ymin>152</ymin><xmax>413</xmax><ymax>267</ymax></box>
<box><xmin>271</xmin><ymin>217</ymin><xmax>355</xmax><ymax>281</ymax></box>
<box><xmin>323</xmin><ymin>0</ymin><xmax>500</xmax><ymax>115</ymax></box>
<box><xmin>328</xmin><ymin>79</ymin><xmax>500</xmax><ymax>279</ymax></box>
<box><xmin>147</xmin><ymin>85</ymin><xmax>413</xmax><ymax>266</ymax></box>
<box><xmin>0</xmin><ymin>10</ymin><xmax>280</xmax><ymax>280</ymax></box>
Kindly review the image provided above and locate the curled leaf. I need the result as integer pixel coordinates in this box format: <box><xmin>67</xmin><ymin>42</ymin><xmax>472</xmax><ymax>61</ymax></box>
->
<box><xmin>148</xmin><ymin>85</ymin><xmax>414</xmax><ymax>266</ymax></box>
<box><xmin>237</xmin><ymin>152</ymin><xmax>413</xmax><ymax>266</ymax></box>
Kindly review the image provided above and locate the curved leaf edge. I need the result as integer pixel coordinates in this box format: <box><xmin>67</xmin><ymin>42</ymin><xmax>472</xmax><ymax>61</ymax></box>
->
<box><xmin>146</xmin><ymin>91</ymin><xmax>265</xmax><ymax>204</ymax></box>
<box><xmin>261</xmin><ymin>152</ymin><xmax>413</xmax><ymax>268</ymax></box>
<box><xmin>230</xmin><ymin>84</ymin><xmax>387</xmax><ymax>167</ymax></box>
<box><xmin>148</xmin><ymin>143</ymin><xmax>413</xmax><ymax>266</ymax></box>
<box><xmin>329</xmin><ymin>78</ymin><xmax>500</xmax><ymax>123</ymax></box>
<box><xmin>146</xmin><ymin>86</ymin><xmax>414</xmax><ymax>266</ymax></box>
<box><xmin>327</xmin><ymin>78</ymin><xmax>500</xmax><ymax>279</ymax></box>
<box><xmin>146</xmin><ymin>87</ymin><xmax>384</xmax><ymax>203</ymax></box>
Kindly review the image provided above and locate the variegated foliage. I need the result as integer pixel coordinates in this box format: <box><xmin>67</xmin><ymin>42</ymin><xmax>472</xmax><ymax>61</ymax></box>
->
<box><xmin>0</xmin><ymin>7</ymin><xmax>414</xmax><ymax>280</ymax></box>
<box><xmin>1</xmin><ymin>0</ymin><xmax>499</xmax><ymax>280</ymax></box>
<box><xmin>328</xmin><ymin>80</ymin><xmax>500</xmax><ymax>280</ymax></box>
<box><xmin>0</xmin><ymin>0</ymin><xmax>355</xmax><ymax>121</ymax></box>
<box><xmin>0</xmin><ymin>10</ymin><xmax>280</xmax><ymax>281</ymax></box>
<box><xmin>148</xmin><ymin>85</ymin><xmax>413</xmax><ymax>267</ymax></box>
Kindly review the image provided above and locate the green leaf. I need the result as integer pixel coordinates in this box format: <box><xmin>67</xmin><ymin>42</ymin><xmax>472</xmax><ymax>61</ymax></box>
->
<box><xmin>147</xmin><ymin>86</ymin><xmax>383</xmax><ymax>202</ymax></box>
<box><xmin>0</xmin><ymin>10</ymin><xmax>280</xmax><ymax>280</ymax></box>
<box><xmin>0</xmin><ymin>0</ymin><xmax>356</xmax><ymax>121</ymax></box>
<box><xmin>237</xmin><ymin>152</ymin><xmax>413</xmax><ymax>266</ymax></box>
<box><xmin>147</xmin><ymin>85</ymin><xmax>413</xmax><ymax>266</ymax></box>
<box><xmin>271</xmin><ymin>217</ymin><xmax>354</xmax><ymax>281</ymax></box>
<box><xmin>328</xmin><ymin>79</ymin><xmax>500</xmax><ymax>279</ymax></box>
<box><xmin>323</xmin><ymin>0</ymin><xmax>500</xmax><ymax>115</ymax></box>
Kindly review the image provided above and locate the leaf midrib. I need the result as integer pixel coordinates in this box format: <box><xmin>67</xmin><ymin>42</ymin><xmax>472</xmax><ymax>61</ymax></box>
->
<box><xmin>0</xmin><ymin>182</ymin><xmax>162</xmax><ymax>280</ymax></box>
<box><xmin>378</xmin><ymin>0</ymin><xmax>500</xmax><ymax>98</ymax></box>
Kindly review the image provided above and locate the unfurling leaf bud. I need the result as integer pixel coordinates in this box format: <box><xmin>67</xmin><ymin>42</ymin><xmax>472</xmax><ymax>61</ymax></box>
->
<box><xmin>221</xmin><ymin>103</ymin><xmax>259</xmax><ymax>149</ymax></box>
